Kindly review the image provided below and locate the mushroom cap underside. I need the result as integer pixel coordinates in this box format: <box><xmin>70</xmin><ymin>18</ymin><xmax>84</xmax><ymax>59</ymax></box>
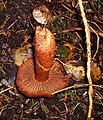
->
<box><xmin>16</xmin><ymin>57</ymin><xmax>69</xmax><ymax>98</ymax></box>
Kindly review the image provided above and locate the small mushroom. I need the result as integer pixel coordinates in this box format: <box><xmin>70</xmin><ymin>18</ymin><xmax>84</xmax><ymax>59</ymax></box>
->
<box><xmin>16</xmin><ymin>26</ymin><xmax>71</xmax><ymax>98</ymax></box>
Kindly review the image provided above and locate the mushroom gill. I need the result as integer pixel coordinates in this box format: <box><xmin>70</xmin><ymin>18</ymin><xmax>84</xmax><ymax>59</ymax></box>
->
<box><xmin>16</xmin><ymin>26</ymin><xmax>71</xmax><ymax>98</ymax></box>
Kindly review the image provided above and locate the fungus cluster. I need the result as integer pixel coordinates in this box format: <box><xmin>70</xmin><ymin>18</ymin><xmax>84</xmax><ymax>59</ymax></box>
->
<box><xmin>16</xmin><ymin>26</ymin><xmax>70</xmax><ymax>98</ymax></box>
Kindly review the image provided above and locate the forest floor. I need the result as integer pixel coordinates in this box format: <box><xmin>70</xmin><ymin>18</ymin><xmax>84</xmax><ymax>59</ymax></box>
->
<box><xmin>0</xmin><ymin>0</ymin><xmax>103</xmax><ymax>120</ymax></box>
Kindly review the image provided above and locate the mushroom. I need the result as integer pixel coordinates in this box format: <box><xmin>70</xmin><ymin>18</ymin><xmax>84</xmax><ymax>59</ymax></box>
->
<box><xmin>16</xmin><ymin>26</ymin><xmax>71</xmax><ymax>98</ymax></box>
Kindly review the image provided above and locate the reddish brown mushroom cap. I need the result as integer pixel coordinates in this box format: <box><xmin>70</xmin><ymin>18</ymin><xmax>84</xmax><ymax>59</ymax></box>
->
<box><xmin>16</xmin><ymin>57</ymin><xmax>69</xmax><ymax>98</ymax></box>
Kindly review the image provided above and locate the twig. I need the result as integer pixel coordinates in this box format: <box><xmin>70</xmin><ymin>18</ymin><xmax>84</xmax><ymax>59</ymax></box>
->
<box><xmin>54</xmin><ymin>27</ymin><xmax>82</xmax><ymax>35</ymax></box>
<box><xmin>52</xmin><ymin>84</ymin><xmax>103</xmax><ymax>95</ymax></box>
<box><xmin>0</xmin><ymin>86</ymin><xmax>14</xmax><ymax>94</ymax></box>
<box><xmin>91</xmin><ymin>21</ymin><xmax>103</xmax><ymax>31</ymax></box>
<box><xmin>90</xmin><ymin>27</ymin><xmax>100</xmax><ymax>59</ymax></box>
<box><xmin>7</xmin><ymin>19</ymin><xmax>18</xmax><ymax>29</ymax></box>
<box><xmin>95</xmin><ymin>31</ymin><xmax>103</xmax><ymax>38</ymax></box>
<box><xmin>78</xmin><ymin>0</ymin><xmax>93</xmax><ymax>119</ymax></box>
<box><xmin>61</xmin><ymin>3</ymin><xmax>78</xmax><ymax>15</ymax></box>
<box><xmin>52</xmin><ymin>84</ymin><xmax>87</xmax><ymax>95</ymax></box>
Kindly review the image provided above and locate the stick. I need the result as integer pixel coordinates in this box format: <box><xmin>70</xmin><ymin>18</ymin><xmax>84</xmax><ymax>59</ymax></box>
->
<box><xmin>0</xmin><ymin>86</ymin><xmax>14</xmax><ymax>94</ymax></box>
<box><xmin>90</xmin><ymin>27</ymin><xmax>100</xmax><ymax>59</ymax></box>
<box><xmin>78</xmin><ymin>0</ymin><xmax>93</xmax><ymax>119</ymax></box>
<box><xmin>52</xmin><ymin>84</ymin><xmax>87</xmax><ymax>95</ymax></box>
<box><xmin>52</xmin><ymin>84</ymin><xmax>103</xmax><ymax>95</ymax></box>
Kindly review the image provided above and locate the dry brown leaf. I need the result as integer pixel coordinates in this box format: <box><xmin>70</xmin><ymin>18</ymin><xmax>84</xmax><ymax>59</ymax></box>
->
<box><xmin>56</xmin><ymin>58</ymin><xmax>85</xmax><ymax>81</ymax></box>
<box><xmin>91</xmin><ymin>61</ymin><xmax>102</xmax><ymax>81</ymax></box>
<box><xmin>32</xmin><ymin>5</ymin><xmax>52</xmax><ymax>24</ymax></box>
<box><xmin>14</xmin><ymin>43</ymin><xmax>32</xmax><ymax>66</ymax></box>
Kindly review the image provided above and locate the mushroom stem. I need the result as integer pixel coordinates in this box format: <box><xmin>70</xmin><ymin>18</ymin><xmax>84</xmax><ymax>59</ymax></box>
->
<box><xmin>35</xmin><ymin>59</ymin><xmax>50</xmax><ymax>82</ymax></box>
<box><xmin>34</xmin><ymin>26</ymin><xmax>56</xmax><ymax>82</ymax></box>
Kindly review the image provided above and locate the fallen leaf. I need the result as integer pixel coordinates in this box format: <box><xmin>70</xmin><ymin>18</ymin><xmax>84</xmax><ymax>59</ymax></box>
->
<box><xmin>33</xmin><ymin>5</ymin><xmax>52</xmax><ymax>24</ymax></box>
<box><xmin>14</xmin><ymin>43</ymin><xmax>32</xmax><ymax>66</ymax></box>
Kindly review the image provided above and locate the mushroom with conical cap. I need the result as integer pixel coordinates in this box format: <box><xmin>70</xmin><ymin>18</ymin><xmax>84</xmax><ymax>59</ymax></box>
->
<box><xmin>16</xmin><ymin>26</ymin><xmax>71</xmax><ymax>98</ymax></box>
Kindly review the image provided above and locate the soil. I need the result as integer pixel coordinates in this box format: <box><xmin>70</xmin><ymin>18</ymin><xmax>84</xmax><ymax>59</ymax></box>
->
<box><xmin>0</xmin><ymin>0</ymin><xmax>103</xmax><ymax>120</ymax></box>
